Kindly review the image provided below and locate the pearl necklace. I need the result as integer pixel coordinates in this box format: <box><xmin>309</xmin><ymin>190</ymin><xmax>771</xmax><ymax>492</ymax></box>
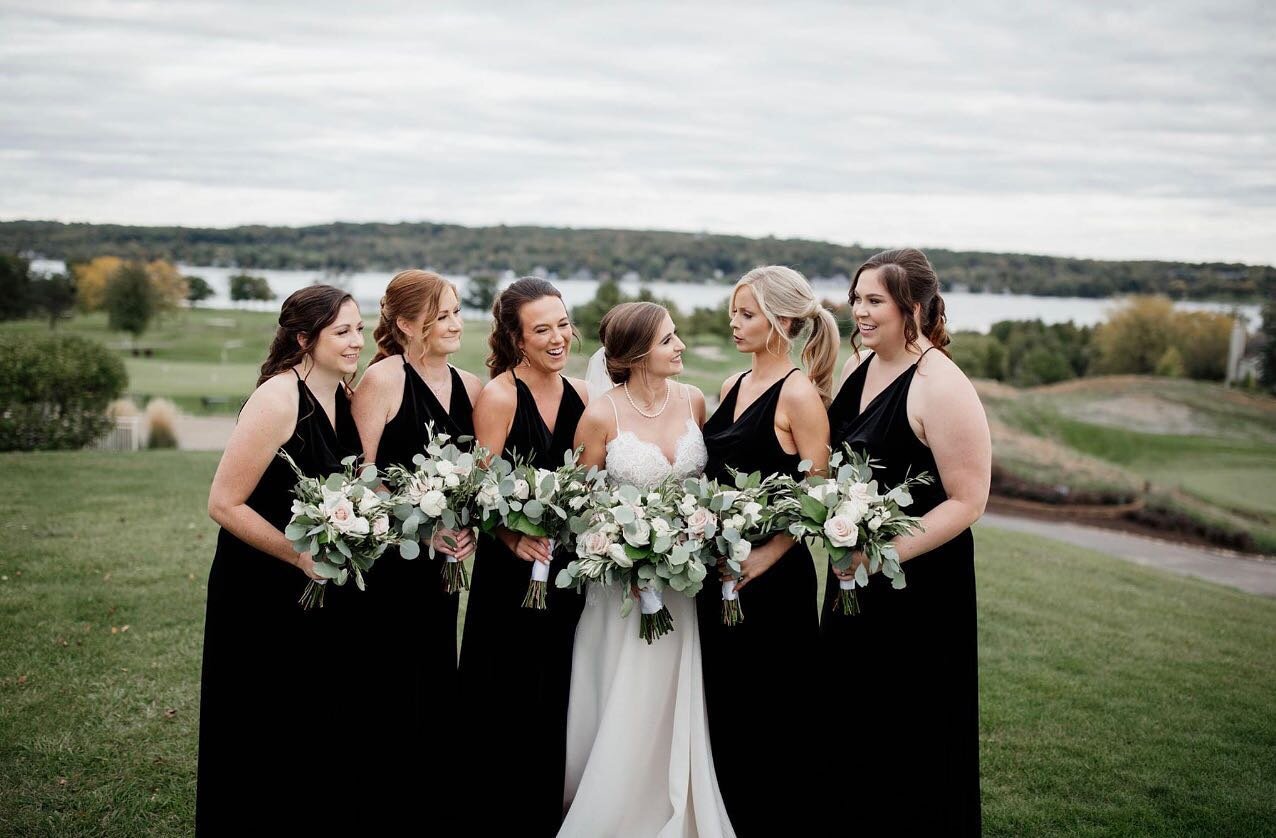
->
<box><xmin>624</xmin><ymin>380</ymin><xmax>671</xmax><ymax>418</ymax></box>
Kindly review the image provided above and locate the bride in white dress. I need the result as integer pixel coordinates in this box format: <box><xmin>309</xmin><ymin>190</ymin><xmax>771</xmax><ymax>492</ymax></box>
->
<box><xmin>560</xmin><ymin>302</ymin><xmax>735</xmax><ymax>838</ymax></box>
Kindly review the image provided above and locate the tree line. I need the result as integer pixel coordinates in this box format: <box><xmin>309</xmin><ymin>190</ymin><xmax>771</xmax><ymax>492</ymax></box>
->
<box><xmin>1</xmin><ymin>220</ymin><xmax>1269</xmax><ymax>300</ymax></box>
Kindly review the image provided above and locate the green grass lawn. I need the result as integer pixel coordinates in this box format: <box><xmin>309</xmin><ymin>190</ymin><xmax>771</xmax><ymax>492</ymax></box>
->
<box><xmin>2</xmin><ymin>450</ymin><xmax>1274</xmax><ymax>835</ymax></box>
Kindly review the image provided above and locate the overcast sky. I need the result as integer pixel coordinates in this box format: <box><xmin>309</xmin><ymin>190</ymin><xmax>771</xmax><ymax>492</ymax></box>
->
<box><xmin>1</xmin><ymin>0</ymin><xmax>1273</xmax><ymax>264</ymax></box>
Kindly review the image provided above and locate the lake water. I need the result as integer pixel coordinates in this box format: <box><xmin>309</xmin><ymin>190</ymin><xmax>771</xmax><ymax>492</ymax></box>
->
<box><xmin>31</xmin><ymin>260</ymin><xmax>1261</xmax><ymax>333</ymax></box>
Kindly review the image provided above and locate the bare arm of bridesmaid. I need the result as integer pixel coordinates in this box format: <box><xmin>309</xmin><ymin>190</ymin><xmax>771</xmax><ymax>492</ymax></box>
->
<box><xmin>895</xmin><ymin>353</ymin><xmax>991</xmax><ymax>562</ymax></box>
<box><xmin>573</xmin><ymin>399</ymin><xmax>612</xmax><ymax>472</ymax></box>
<box><xmin>473</xmin><ymin>374</ymin><xmax>552</xmax><ymax>564</ymax></box>
<box><xmin>350</xmin><ymin>358</ymin><xmax>403</xmax><ymax>468</ymax></box>
<box><xmin>207</xmin><ymin>375</ymin><xmax>322</xmax><ymax>579</ymax></box>
<box><xmin>735</xmin><ymin>373</ymin><xmax>830</xmax><ymax>591</ymax></box>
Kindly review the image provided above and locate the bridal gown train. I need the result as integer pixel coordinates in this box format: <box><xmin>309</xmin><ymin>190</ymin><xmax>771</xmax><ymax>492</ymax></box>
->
<box><xmin>559</xmin><ymin>388</ymin><xmax>736</xmax><ymax>838</ymax></box>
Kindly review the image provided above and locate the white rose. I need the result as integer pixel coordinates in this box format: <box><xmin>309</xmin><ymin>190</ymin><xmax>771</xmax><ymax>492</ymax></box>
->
<box><xmin>835</xmin><ymin>498</ymin><xmax>868</xmax><ymax>525</ymax></box>
<box><xmin>686</xmin><ymin>507</ymin><xmax>714</xmax><ymax>538</ymax></box>
<box><xmin>867</xmin><ymin>515</ymin><xmax>883</xmax><ymax>532</ymax></box>
<box><xmin>726</xmin><ymin>514</ymin><xmax>746</xmax><ymax>532</ymax></box>
<box><xmin>372</xmin><ymin>515</ymin><xmax>390</xmax><ymax>536</ymax></box>
<box><xmin>805</xmin><ymin>482</ymin><xmax>834</xmax><ymax>503</ymax></box>
<box><xmin>823</xmin><ymin>515</ymin><xmax>858</xmax><ymax>548</ymax></box>
<box><xmin>356</xmin><ymin>491</ymin><xmax>380</xmax><ymax>515</ymax></box>
<box><xmin>419</xmin><ymin>490</ymin><xmax>447</xmax><ymax>519</ymax></box>
<box><xmin>583</xmin><ymin>529</ymin><xmax>613</xmax><ymax>557</ymax></box>
<box><xmin>322</xmin><ymin>491</ymin><xmax>358</xmax><ymax>532</ymax></box>
<box><xmin>607</xmin><ymin>542</ymin><xmax>632</xmax><ymax>567</ymax></box>
<box><xmin>476</xmin><ymin>482</ymin><xmax>501</xmax><ymax>509</ymax></box>
<box><xmin>741</xmin><ymin>501</ymin><xmax>763</xmax><ymax>523</ymax></box>
<box><xmin>444</xmin><ymin>473</ymin><xmax>460</xmax><ymax>488</ymax></box>
<box><xmin>404</xmin><ymin>476</ymin><xmax>428</xmax><ymax>506</ymax></box>
<box><xmin>454</xmin><ymin>460</ymin><xmax>473</xmax><ymax>478</ymax></box>
<box><xmin>845</xmin><ymin>481</ymin><xmax>873</xmax><ymax>505</ymax></box>
<box><xmin>434</xmin><ymin>459</ymin><xmax>456</xmax><ymax>478</ymax></box>
<box><xmin>344</xmin><ymin>515</ymin><xmax>371</xmax><ymax>537</ymax></box>
<box><xmin>513</xmin><ymin>479</ymin><xmax>530</xmax><ymax>500</ymax></box>
<box><xmin>731</xmin><ymin>539</ymin><xmax>752</xmax><ymax>562</ymax></box>
<box><xmin>678</xmin><ymin>494</ymin><xmax>698</xmax><ymax>517</ymax></box>
<box><xmin>651</xmin><ymin>518</ymin><xmax>671</xmax><ymax>538</ymax></box>
<box><xmin>624</xmin><ymin>518</ymin><xmax>651</xmax><ymax>547</ymax></box>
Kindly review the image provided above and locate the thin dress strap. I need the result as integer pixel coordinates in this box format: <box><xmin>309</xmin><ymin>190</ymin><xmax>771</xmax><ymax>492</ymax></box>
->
<box><xmin>683</xmin><ymin>382</ymin><xmax>694</xmax><ymax>422</ymax></box>
<box><xmin>915</xmin><ymin>346</ymin><xmax>937</xmax><ymax>366</ymax></box>
<box><xmin>603</xmin><ymin>393</ymin><xmax>623</xmax><ymax>434</ymax></box>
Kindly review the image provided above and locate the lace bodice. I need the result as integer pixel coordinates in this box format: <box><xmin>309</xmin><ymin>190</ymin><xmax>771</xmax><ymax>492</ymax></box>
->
<box><xmin>602</xmin><ymin>387</ymin><xmax>707</xmax><ymax>490</ymax></box>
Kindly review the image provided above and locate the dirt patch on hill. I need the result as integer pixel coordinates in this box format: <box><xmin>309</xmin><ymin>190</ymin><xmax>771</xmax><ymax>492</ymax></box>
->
<box><xmin>1056</xmin><ymin>394</ymin><xmax>1214</xmax><ymax>436</ymax></box>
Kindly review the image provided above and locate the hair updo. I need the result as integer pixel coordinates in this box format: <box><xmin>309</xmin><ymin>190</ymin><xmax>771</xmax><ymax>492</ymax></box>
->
<box><xmin>597</xmin><ymin>301</ymin><xmax>668</xmax><ymax>384</ymax></box>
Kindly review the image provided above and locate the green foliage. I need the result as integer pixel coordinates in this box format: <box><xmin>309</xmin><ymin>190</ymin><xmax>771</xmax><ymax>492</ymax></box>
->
<box><xmin>571</xmin><ymin>278</ymin><xmax>687</xmax><ymax>341</ymax></box>
<box><xmin>29</xmin><ymin>272</ymin><xmax>76</xmax><ymax>328</ymax></box>
<box><xmin>0</xmin><ymin>334</ymin><xmax>127</xmax><ymax>450</ymax></box>
<box><xmin>228</xmin><ymin>273</ymin><xmax>274</xmax><ymax>302</ymax></box>
<box><xmin>462</xmin><ymin>272</ymin><xmax>498</xmax><ymax>312</ymax></box>
<box><xmin>185</xmin><ymin>275</ymin><xmax>215</xmax><ymax>305</ymax></box>
<box><xmin>104</xmin><ymin>262</ymin><xmax>157</xmax><ymax>340</ymax></box>
<box><xmin>1260</xmin><ymin>299</ymin><xmax>1276</xmax><ymax>393</ymax></box>
<box><xmin>1094</xmin><ymin>297</ymin><xmax>1234</xmax><ymax>380</ymax></box>
<box><xmin>0</xmin><ymin>253</ymin><xmax>31</xmax><ymax>320</ymax></box>
<box><xmin>4</xmin><ymin>220</ymin><xmax>1268</xmax><ymax>300</ymax></box>
<box><xmin>951</xmin><ymin>332</ymin><xmax>1007</xmax><ymax>380</ymax></box>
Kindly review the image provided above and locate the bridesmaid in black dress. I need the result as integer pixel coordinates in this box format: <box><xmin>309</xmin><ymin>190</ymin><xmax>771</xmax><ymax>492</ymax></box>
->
<box><xmin>349</xmin><ymin>270</ymin><xmax>484</xmax><ymax>830</ymax></box>
<box><xmin>697</xmin><ymin>266</ymin><xmax>839</xmax><ymax>836</ymax></box>
<box><xmin>457</xmin><ymin>277</ymin><xmax>589</xmax><ymax>836</ymax></box>
<box><xmin>822</xmin><ymin>249</ymin><xmax>990</xmax><ymax>836</ymax></box>
<box><xmin>198</xmin><ymin>286</ymin><xmax>365</xmax><ymax>835</ymax></box>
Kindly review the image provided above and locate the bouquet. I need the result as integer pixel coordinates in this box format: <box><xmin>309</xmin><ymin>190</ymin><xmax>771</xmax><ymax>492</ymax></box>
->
<box><xmin>774</xmin><ymin>445</ymin><xmax>931</xmax><ymax>615</ymax></box>
<box><xmin>481</xmin><ymin>448</ymin><xmax>607</xmax><ymax>610</ymax></box>
<box><xmin>681</xmin><ymin>470</ymin><xmax>784</xmax><ymax>626</ymax></box>
<box><xmin>279</xmin><ymin>450</ymin><xmax>397</xmax><ymax>609</ymax></box>
<box><xmin>383</xmin><ymin>425</ymin><xmax>491</xmax><ymax>594</ymax></box>
<box><xmin>560</xmin><ymin>478</ymin><xmax>709</xmax><ymax>643</ymax></box>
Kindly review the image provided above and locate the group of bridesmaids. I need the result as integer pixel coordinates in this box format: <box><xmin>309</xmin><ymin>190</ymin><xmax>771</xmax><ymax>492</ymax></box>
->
<box><xmin>197</xmin><ymin>248</ymin><xmax>991</xmax><ymax>837</ymax></box>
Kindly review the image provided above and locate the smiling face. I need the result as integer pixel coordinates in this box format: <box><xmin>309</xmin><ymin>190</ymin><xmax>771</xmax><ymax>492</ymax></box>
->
<box><xmin>423</xmin><ymin>285</ymin><xmax>463</xmax><ymax>357</ymax></box>
<box><xmin>729</xmin><ymin>284</ymin><xmax>778</xmax><ymax>355</ymax></box>
<box><xmin>309</xmin><ymin>299</ymin><xmax>365</xmax><ymax>375</ymax></box>
<box><xmin>642</xmin><ymin>313</ymin><xmax>685</xmax><ymax>378</ymax></box>
<box><xmin>517</xmin><ymin>295</ymin><xmax>574</xmax><ymax>372</ymax></box>
<box><xmin>851</xmin><ymin>268</ymin><xmax>911</xmax><ymax>352</ymax></box>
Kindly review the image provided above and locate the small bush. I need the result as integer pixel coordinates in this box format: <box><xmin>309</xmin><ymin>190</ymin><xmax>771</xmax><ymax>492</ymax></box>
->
<box><xmin>145</xmin><ymin>397</ymin><xmax>180</xmax><ymax>449</ymax></box>
<box><xmin>0</xmin><ymin>334</ymin><xmax>127</xmax><ymax>450</ymax></box>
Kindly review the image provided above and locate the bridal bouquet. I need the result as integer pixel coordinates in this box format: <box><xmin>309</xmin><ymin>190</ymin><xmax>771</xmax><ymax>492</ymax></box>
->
<box><xmin>482</xmin><ymin>448</ymin><xmax>607</xmax><ymax>610</ymax></box>
<box><xmin>772</xmin><ymin>445</ymin><xmax>931</xmax><ymax>615</ymax></box>
<box><xmin>681</xmin><ymin>470</ymin><xmax>785</xmax><ymax>626</ymax></box>
<box><xmin>560</xmin><ymin>478</ymin><xmax>709</xmax><ymax>643</ymax></box>
<box><xmin>382</xmin><ymin>425</ymin><xmax>491</xmax><ymax>594</ymax></box>
<box><xmin>279</xmin><ymin>450</ymin><xmax>397</xmax><ymax>610</ymax></box>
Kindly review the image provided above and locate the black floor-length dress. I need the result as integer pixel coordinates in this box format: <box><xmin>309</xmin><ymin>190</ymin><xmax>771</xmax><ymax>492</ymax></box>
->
<box><xmin>457</xmin><ymin>372</ymin><xmax>586</xmax><ymax>837</ymax></box>
<box><xmin>821</xmin><ymin>350</ymin><xmax>981</xmax><ymax>835</ymax></box>
<box><xmin>696</xmin><ymin>368</ymin><xmax>820</xmax><ymax>836</ymax></box>
<box><xmin>197</xmin><ymin>375</ymin><xmax>362</xmax><ymax>835</ymax></box>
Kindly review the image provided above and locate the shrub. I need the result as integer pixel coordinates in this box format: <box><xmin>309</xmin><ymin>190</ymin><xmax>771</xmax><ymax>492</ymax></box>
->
<box><xmin>0</xmin><ymin>335</ymin><xmax>128</xmax><ymax>450</ymax></box>
<box><xmin>145</xmin><ymin>397</ymin><xmax>180</xmax><ymax>449</ymax></box>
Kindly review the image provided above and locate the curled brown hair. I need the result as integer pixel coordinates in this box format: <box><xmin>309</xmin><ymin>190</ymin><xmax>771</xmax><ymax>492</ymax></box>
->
<box><xmin>849</xmin><ymin>248</ymin><xmax>951</xmax><ymax>359</ymax></box>
<box><xmin>486</xmin><ymin>277</ymin><xmax>577</xmax><ymax>378</ymax></box>
<box><xmin>256</xmin><ymin>284</ymin><xmax>356</xmax><ymax>388</ymax></box>
<box><xmin>598</xmin><ymin>301</ymin><xmax>668</xmax><ymax>384</ymax></box>
<box><xmin>372</xmin><ymin>269</ymin><xmax>457</xmax><ymax>364</ymax></box>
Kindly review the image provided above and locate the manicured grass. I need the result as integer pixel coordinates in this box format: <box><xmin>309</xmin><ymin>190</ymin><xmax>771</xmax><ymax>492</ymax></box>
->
<box><xmin>3</xmin><ymin>451</ymin><xmax>1275</xmax><ymax>835</ymax></box>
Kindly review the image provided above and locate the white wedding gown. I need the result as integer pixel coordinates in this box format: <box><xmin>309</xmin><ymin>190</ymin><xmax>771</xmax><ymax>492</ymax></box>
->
<box><xmin>559</xmin><ymin>389</ymin><xmax>736</xmax><ymax>838</ymax></box>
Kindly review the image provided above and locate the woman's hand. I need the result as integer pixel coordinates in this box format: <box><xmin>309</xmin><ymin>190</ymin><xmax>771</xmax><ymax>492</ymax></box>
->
<box><xmin>498</xmin><ymin>529</ymin><xmax>552</xmax><ymax>563</ymax></box>
<box><xmin>294</xmin><ymin>551</ymin><xmax>324</xmax><ymax>581</ymax></box>
<box><xmin>729</xmin><ymin>538</ymin><xmax>787</xmax><ymax>592</ymax></box>
<box><xmin>433</xmin><ymin>528</ymin><xmax>476</xmax><ymax>560</ymax></box>
<box><xmin>832</xmin><ymin>550</ymin><xmax>868</xmax><ymax>582</ymax></box>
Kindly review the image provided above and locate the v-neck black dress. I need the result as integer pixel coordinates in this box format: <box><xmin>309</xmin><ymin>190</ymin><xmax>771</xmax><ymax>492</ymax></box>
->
<box><xmin>457</xmin><ymin>372</ymin><xmax>586</xmax><ymax>837</ymax></box>
<box><xmin>197</xmin><ymin>375</ymin><xmax>362</xmax><ymax>835</ymax></box>
<box><xmin>821</xmin><ymin>351</ymin><xmax>981</xmax><ymax>836</ymax></box>
<box><xmin>356</xmin><ymin>359</ymin><xmax>474</xmax><ymax>830</ymax></box>
<box><xmin>696</xmin><ymin>369</ymin><xmax>820</xmax><ymax>836</ymax></box>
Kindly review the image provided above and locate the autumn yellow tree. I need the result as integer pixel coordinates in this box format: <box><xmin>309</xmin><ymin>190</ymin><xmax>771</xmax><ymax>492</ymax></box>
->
<box><xmin>71</xmin><ymin>256</ymin><xmax>124</xmax><ymax>311</ymax></box>
<box><xmin>146</xmin><ymin>259</ymin><xmax>188</xmax><ymax>311</ymax></box>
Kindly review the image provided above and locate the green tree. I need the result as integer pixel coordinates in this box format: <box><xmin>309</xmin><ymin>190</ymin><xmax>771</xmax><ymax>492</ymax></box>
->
<box><xmin>104</xmin><ymin>262</ymin><xmax>158</xmax><ymax>343</ymax></box>
<box><xmin>229</xmin><ymin>273</ymin><xmax>275</xmax><ymax>302</ymax></box>
<box><xmin>462</xmin><ymin>272</ymin><xmax>499</xmax><ymax>311</ymax></box>
<box><xmin>29</xmin><ymin>272</ymin><xmax>76</xmax><ymax>328</ymax></box>
<box><xmin>1154</xmin><ymin>346</ymin><xmax>1186</xmax><ymax>377</ymax></box>
<box><xmin>0</xmin><ymin>253</ymin><xmax>31</xmax><ymax>320</ymax></box>
<box><xmin>186</xmin><ymin>275</ymin><xmax>216</xmax><ymax>305</ymax></box>
<box><xmin>1259</xmin><ymin>299</ymin><xmax>1276</xmax><ymax>393</ymax></box>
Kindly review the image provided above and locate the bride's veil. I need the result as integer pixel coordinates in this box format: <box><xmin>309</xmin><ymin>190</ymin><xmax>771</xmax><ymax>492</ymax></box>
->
<box><xmin>585</xmin><ymin>346</ymin><xmax>616</xmax><ymax>399</ymax></box>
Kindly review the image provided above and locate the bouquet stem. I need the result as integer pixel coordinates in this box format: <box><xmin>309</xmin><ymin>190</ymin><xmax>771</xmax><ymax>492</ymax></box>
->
<box><xmin>721</xmin><ymin>578</ymin><xmax>744</xmax><ymax>626</ymax></box>
<box><xmin>832</xmin><ymin>578</ymin><xmax>861</xmax><ymax>616</ymax></box>
<box><xmin>441</xmin><ymin>556</ymin><xmax>470</xmax><ymax>595</ymax></box>
<box><xmin>298</xmin><ymin>579</ymin><xmax>327</xmax><ymax>610</ymax></box>
<box><xmin>522</xmin><ymin>540</ymin><xmax>554</xmax><ymax>610</ymax></box>
<box><xmin>638</xmin><ymin>588</ymin><xmax>674</xmax><ymax>644</ymax></box>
